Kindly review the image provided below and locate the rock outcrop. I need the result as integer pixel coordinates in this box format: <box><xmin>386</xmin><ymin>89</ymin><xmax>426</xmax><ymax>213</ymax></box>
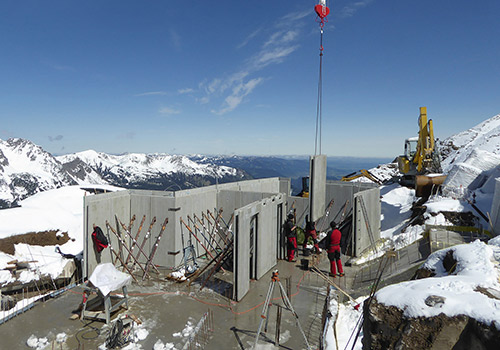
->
<box><xmin>363</xmin><ymin>298</ymin><xmax>500</xmax><ymax>349</ymax></box>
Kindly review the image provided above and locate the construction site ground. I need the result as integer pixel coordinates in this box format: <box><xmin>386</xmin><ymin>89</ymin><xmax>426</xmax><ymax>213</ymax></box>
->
<box><xmin>0</xmin><ymin>241</ymin><xmax>432</xmax><ymax>350</ymax></box>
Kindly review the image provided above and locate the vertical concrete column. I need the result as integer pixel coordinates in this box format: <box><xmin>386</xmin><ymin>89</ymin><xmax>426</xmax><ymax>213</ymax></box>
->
<box><xmin>491</xmin><ymin>178</ymin><xmax>500</xmax><ymax>236</ymax></box>
<box><xmin>310</xmin><ymin>154</ymin><xmax>327</xmax><ymax>222</ymax></box>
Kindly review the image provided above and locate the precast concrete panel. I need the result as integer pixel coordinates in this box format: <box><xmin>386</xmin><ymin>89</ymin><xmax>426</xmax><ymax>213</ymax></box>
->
<box><xmin>256</xmin><ymin>194</ymin><xmax>283</xmax><ymax>279</ymax></box>
<box><xmin>234</xmin><ymin>207</ymin><xmax>251</xmax><ymax>301</ymax></box>
<box><xmin>323</xmin><ymin>181</ymin><xmax>378</xmax><ymax>232</ymax></box>
<box><xmin>279</xmin><ymin>178</ymin><xmax>291</xmax><ymax>196</ymax></box>
<box><xmin>324</xmin><ymin>182</ymin><xmax>353</xmax><ymax>231</ymax></box>
<box><xmin>491</xmin><ymin>178</ymin><xmax>500</xmax><ymax>236</ymax></box>
<box><xmin>233</xmin><ymin>194</ymin><xmax>283</xmax><ymax>301</ymax></box>
<box><xmin>130</xmin><ymin>191</ymin><xmax>177</xmax><ymax>268</ymax></box>
<box><xmin>353</xmin><ymin>187</ymin><xmax>381</xmax><ymax>256</ymax></box>
<box><xmin>288</xmin><ymin>196</ymin><xmax>310</xmax><ymax>227</ymax></box>
<box><xmin>174</xmin><ymin>190</ymin><xmax>218</xmax><ymax>265</ymax></box>
<box><xmin>310</xmin><ymin>155</ymin><xmax>327</xmax><ymax>222</ymax></box>
<box><xmin>82</xmin><ymin>178</ymin><xmax>286</xmax><ymax>284</ymax></box>
<box><xmin>83</xmin><ymin>191</ymin><xmax>131</xmax><ymax>278</ymax></box>
<box><xmin>237</xmin><ymin>178</ymin><xmax>282</xmax><ymax>193</ymax></box>
<box><xmin>218</xmin><ymin>190</ymin><xmax>243</xmax><ymax>215</ymax></box>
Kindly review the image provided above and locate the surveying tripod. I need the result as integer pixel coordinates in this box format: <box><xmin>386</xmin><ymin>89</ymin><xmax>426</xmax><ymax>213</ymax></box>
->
<box><xmin>253</xmin><ymin>270</ymin><xmax>311</xmax><ymax>349</ymax></box>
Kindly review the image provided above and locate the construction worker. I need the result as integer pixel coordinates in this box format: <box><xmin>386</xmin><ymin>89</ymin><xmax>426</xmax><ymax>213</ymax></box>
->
<box><xmin>326</xmin><ymin>221</ymin><xmax>344</xmax><ymax>277</ymax></box>
<box><xmin>284</xmin><ymin>213</ymin><xmax>297</xmax><ymax>262</ymax></box>
<box><xmin>303</xmin><ymin>215</ymin><xmax>320</xmax><ymax>254</ymax></box>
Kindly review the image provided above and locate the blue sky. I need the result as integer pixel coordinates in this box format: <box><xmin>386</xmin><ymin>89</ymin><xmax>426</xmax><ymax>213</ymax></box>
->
<box><xmin>1</xmin><ymin>0</ymin><xmax>499</xmax><ymax>157</ymax></box>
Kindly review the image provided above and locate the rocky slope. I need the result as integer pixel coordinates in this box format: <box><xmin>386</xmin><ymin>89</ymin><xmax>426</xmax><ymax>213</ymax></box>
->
<box><xmin>0</xmin><ymin>138</ymin><xmax>81</xmax><ymax>208</ymax></box>
<box><xmin>57</xmin><ymin>150</ymin><xmax>251</xmax><ymax>191</ymax></box>
<box><xmin>439</xmin><ymin>114</ymin><xmax>500</xmax><ymax>173</ymax></box>
<box><xmin>0</xmin><ymin>138</ymin><xmax>251</xmax><ymax>208</ymax></box>
<box><xmin>364</xmin><ymin>239</ymin><xmax>500</xmax><ymax>349</ymax></box>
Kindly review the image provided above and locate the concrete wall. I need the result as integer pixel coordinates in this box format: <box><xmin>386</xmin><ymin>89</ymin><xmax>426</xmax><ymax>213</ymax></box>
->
<box><xmin>83</xmin><ymin>191</ymin><xmax>131</xmax><ymax>277</ymax></box>
<box><xmin>83</xmin><ymin>176</ymin><xmax>381</xmax><ymax>293</ymax></box>
<box><xmin>287</xmin><ymin>196</ymin><xmax>310</xmax><ymax>227</ymax></box>
<box><xmin>491</xmin><ymin>178</ymin><xmax>500</xmax><ymax>236</ymax></box>
<box><xmin>233</xmin><ymin>193</ymin><xmax>284</xmax><ymax>301</ymax></box>
<box><xmin>310</xmin><ymin>155</ymin><xmax>327</xmax><ymax>222</ymax></box>
<box><xmin>353</xmin><ymin>187</ymin><xmax>381</xmax><ymax>256</ymax></box>
<box><xmin>83</xmin><ymin>178</ymin><xmax>284</xmax><ymax>278</ymax></box>
<box><xmin>319</xmin><ymin>181</ymin><xmax>377</xmax><ymax>232</ymax></box>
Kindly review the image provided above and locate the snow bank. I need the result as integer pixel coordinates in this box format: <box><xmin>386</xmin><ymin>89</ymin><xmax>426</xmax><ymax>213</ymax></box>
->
<box><xmin>442</xmin><ymin>149</ymin><xmax>500</xmax><ymax>197</ymax></box>
<box><xmin>0</xmin><ymin>185</ymin><xmax>123</xmax><ymax>285</ymax></box>
<box><xmin>375</xmin><ymin>240</ymin><xmax>500</xmax><ymax>328</ymax></box>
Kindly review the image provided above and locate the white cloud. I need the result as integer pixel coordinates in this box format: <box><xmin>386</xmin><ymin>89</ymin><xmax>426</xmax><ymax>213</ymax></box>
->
<box><xmin>212</xmin><ymin>78</ymin><xmax>263</xmax><ymax>115</ymax></box>
<box><xmin>178</xmin><ymin>88</ymin><xmax>194</xmax><ymax>94</ymax></box>
<box><xmin>279</xmin><ymin>9</ymin><xmax>311</xmax><ymax>24</ymax></box>
<box><xmin>206</xmin><ymin>78</ymin><xmax>222</xmax><ymax>94</ymax></box>
<box><xmin>135</xmin><ymin>91</ymin><xmax>168</xmax><ymax>97</ymax></box>
<box><xmin>339</xmin><ymin>0</ymin><xmax>373</xmax><ymax>18</ymax></box>
<box><xmin>170</xmin><ymin>28</ymin><xmax>181</xmax><ymax>50</ymax></box>
<box><xmin>159</xmin><ymin>106</ymin><xmax>181</xmax><ymax>115</ymax></box>
<box><xmin>197</xmin><ymin>96</ymin><xmax>210</xmax><ymax>104</ymax></box>
<box><xmin>263</xmin><ymin>30</ymin><xmax>298</xmax><ymax>48</ymax></box>
<box><xmin>193</xmin><ymin>8</ymin><xmax>307</xmax><ymax>114</ymax></box>
<box><xmin>237</xmin><ymin>27</ymin><xmax>262</xmax><ymax>49</ymax></box>
<box><xmin>253</xmin><ymin>46</ymin><xmax>298</xmax><ymax>69</ymax></box>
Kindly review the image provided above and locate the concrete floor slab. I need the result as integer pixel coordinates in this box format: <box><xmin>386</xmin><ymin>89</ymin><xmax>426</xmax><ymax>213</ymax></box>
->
<box><xmin>0</xmin><ymin>253</ymin><xmax>351</xmax><ymax>350</ymax></box>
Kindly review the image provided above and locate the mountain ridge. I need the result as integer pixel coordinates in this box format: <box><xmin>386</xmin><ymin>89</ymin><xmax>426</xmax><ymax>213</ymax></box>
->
<box><xmin>2</xmin><ymin>111</ymin><xmax>499</xmax><ymax>209</ymax></box>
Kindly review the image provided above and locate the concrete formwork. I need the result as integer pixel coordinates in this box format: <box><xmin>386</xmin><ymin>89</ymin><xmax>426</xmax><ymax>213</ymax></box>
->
<box><xmin>83</xmin><ymin>190</ymin><xmax>131</xmax><ymax>277</ymax></box>
<box><xmin>84</xmin><ymin>178</ymin><xmax>286</xmax><ymax>281</ymax></box>
<box><xmin>322</xmin><ymin>181</ymin><xmax>377</xmax><ymax>231</ymax></box>
<box><xmin>83</xmin><ymin>176</ymin><xmax>381</xmax><ymax>301</ymax></box>
<box><xmin>233</xmin><ymin>193</ymin><xmax>284</xmax><ymax>301</ymax></box>
<box><xmin>491</xmin><ymin>178</ymin><xmax>500</xmax><ymax>236</ymax></box>
<box><xmin>128</xmin><ymin>190</ymin><xmax>177</xmax><ymax>266</ymax></box>
<box><xmin>287</xmin><ymin>196</ymin><xmax>309</xmax><ymax>227</ymax></box>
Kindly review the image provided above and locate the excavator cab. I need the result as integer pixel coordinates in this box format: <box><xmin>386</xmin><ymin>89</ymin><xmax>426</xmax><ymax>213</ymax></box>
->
<box><xmin>298</xmin><ymin>177</ymin><xmax>309</xmax><ymax>197</ymax></box>
<box><xmin>397</xmin><ymin>107</ymin><xmax>446</xmax><ymax>194</ymax></box>
<box><xmin>398</xmin><ymin>137</ymin><xmax>419</xmax><ymax>174</ymax></box>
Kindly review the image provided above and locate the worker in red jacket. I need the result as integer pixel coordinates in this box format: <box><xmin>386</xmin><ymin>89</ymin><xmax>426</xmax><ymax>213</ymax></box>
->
<box><xmin>326</xmin><ymin>221</ymin><xmax>344</xmax><ymax>278</ymax></box>
<box><xmin>284</xmin><ymin>214</ymin><xmax>297</xmax><ymax>262</ymax></box>
<box><xmin>303</xmin><ymin>215</ymin><xmax>320</xmax><ymax>254</ymax></box>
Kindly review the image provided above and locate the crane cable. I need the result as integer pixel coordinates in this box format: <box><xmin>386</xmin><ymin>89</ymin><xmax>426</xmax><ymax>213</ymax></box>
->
<box><xmin>315</xmin><ymin>25</ymin><xmax>324</xmax><ymax>156</ymax></box>
<box><xmin>314</xmin><ymin>1</ymin><xmax>329</xmax><ymax>156</ymax></box>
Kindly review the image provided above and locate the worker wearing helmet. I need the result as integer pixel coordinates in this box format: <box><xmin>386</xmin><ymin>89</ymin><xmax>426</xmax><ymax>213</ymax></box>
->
<box><xmin>326</xmin><ymin>221</ymin><xmax>344</xmax><ymax>277</ymax></box>
<box><xmin>284</xmin><ymin>213</ymin><xmax>297</xmax><ymax>262</ymax></box>
<box><xmin>304</xmin><ymin>215</ymin><xmax>320</xmax><ymax>254</ymax></box>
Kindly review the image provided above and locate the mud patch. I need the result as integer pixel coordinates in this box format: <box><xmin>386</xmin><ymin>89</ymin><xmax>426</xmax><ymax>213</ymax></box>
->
<box><xmin>0</xmin><ymin>231</ymin><xmax>70</xmax><ymax>255</ymax></box>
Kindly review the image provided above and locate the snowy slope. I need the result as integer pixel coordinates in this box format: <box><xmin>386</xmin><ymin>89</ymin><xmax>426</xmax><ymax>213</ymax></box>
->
<box><xmin>0</xmin><ymin>138</ymin><xmax>248</xmax><ymax>209</ymax></box>
<box><xmin>376</xmin><ymin>239</ymin><xmax>500</xmax><ymax>328</ymax></box>
<box><xmin>439</xmin><ymin>114</ymin><xmax>500</xmax><ymax>172</ymax></box>
<box><xmin>0</xmin><ymin>185</ymin><xmax>123</xmax><ymax>285</ymax></box>
<box><xmin>57</xmin><ymin>150</ymin><xmax>247</xmax><ymax>185</ymax></box>
<box><xmin>0</xmin><ymin>138</ymin><xmax>77</xmax><ymax>207</ymax></box>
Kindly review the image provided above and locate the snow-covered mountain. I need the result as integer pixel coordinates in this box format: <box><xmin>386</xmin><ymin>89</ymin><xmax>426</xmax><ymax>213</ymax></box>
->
<box><xmin>57</xmin><ymin>150</ymin><xmax>250</xmax><ymax>190</ymax></box>
<box><xmin>0</xmin><ymin>138</ymin><xmax>80</xmax><ymax>208</ymax></box>
<box><xmin>0</xmin><ymin>138</ymin><xmax>250</xmax><ymax>208</ymax></box>
<box><xmin>439</xmin><ymin>114</ymin><xmax>500</xmax><ymax>172</ymax></box>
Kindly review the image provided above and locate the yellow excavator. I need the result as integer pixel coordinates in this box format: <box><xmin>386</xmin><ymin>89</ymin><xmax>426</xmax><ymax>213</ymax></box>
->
<box><xmin>341</xmin><ymin>169</ymin><xmax>382</xmax><ymax>185</ymax></box>
<box><xmin>397</xmin><ymin>107</ymin><xmax>446</xmax><ymax>195</ymax></box>
<box><xmin>298</xmin><ymin>177</ymin><xmax>309</xmax><ymax>197</ymax></box>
